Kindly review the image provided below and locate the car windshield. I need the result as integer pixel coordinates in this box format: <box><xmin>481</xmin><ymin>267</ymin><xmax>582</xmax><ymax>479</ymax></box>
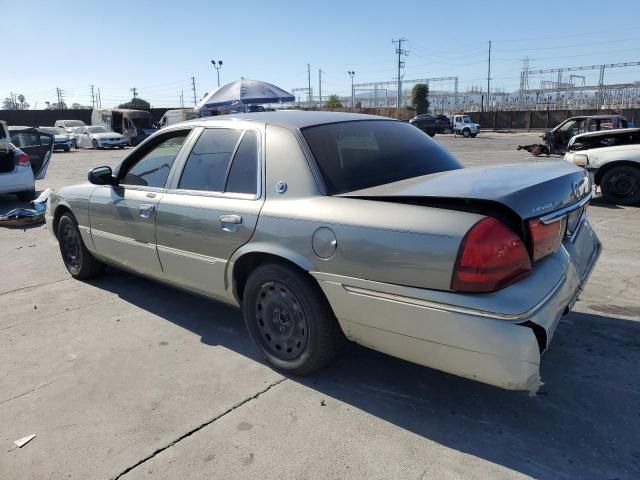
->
<box><xmin>462</xmin><ymin>116</ymin><xmax>472</xmax><ymax>123</ymax></box>
<box><xmin>302</xmin><ymin>120</ymin><xmax>463</xmax><ymax>195</ymax></box>
<box><xmin>65</xmin><ymin>120</ymin><xmax>85</xmax><ymax>127</ymax></box>
<box><xmin>88</xmin><ymin>126</ymin><xmax>109</xmax><ymax>134</ymax></box>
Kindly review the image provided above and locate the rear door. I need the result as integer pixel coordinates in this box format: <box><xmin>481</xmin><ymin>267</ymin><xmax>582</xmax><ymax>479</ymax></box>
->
<box><xmin>156</xmin><ymin>126</ymin><xmax>264</xmax><ymax>300</ymax></box>
<box><xmin>9</xmin><ymin>128</ymin><xmax>54</xmax><ymax>179</ymax></box>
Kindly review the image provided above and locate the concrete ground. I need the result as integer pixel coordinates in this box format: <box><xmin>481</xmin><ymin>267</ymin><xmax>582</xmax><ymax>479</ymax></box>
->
<box><xmin>1</xmin><ymin>133</ymin><xmax>639</xmax><ymax>480</ymax></box>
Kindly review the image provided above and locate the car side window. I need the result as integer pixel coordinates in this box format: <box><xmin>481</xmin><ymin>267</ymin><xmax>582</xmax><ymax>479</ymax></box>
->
<box><xmin>225</xmin><ymin>131</ymin><xmax>258</xmax><ymax>195</ymax></box>
<box><xmin>10</xmin><ymin>131</ymin><xmax>40</xmax><ymax>148</ymax></box>
<box><xmin>178</xmin><ymin>128</ymin><xmax>242</xmax><ymax>192</ymax></box>
<box><xmin>121</xmin><ymin>133</ymin><xmax>188</xmax><ymax>188</ymax></box>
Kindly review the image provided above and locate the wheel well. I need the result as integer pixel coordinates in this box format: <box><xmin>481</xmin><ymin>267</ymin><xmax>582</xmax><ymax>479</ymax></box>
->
<box><xmin>594</xmin><ymin>161</ymin><xmax>640</xmax><ymax>186</ymax></box>
<box><xmin>52</xmin><ymin>205</ymin><xmax>72</xmax><ymax>239</ymax></box>
<box><xmin>232</xmin><ymin>252</ymin><xmax>310</xmax><ymax>303</ymax></box>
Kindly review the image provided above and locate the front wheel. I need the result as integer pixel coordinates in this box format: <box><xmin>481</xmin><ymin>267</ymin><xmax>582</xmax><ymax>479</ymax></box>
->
<box><xmin>92</xmin><ymin>139</ymin><xmax>100</xmax><ymax>150</ymax></box>
<box><xmin>470</xmin><ymin>133</ymin><xmax>478</xmax><ymax>138</ymax></box>
<box><xmin>242</xmin><ymin>263</ymin><xmax>346</xmax><ymax>375</ymax></box>
<box><xmin>462</xmin><ymin>128</ymin><xmax>471</xmax><ymax>138</ymax></box>
<box><xmin>57</xmin><ymin>213</ymin><xmax>104</xmax><ymax>279</ymax></box>
<box><xmin>600</xmin><ymin>166</ymin><xmax>640</xmax><ymax>205</ymax></box>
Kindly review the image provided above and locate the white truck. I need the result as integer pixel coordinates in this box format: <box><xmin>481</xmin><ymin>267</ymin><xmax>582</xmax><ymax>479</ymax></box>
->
<box><xmin>448</xmin><ymin>114</ymin><xmax>480</xmax><ymax>137</ymax></box>
<box><xmin>91</xmin><ymin>109</ymin><xmax>157</xmax><ymax>146</ymax></box>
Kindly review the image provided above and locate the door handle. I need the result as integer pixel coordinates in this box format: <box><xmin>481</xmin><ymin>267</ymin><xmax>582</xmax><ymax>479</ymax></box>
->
<box><xmin>139</xmin><ymin>203</ymin><xmax>155</xmax><ymax>219</ymax></box>
<box><xmin>219</xmin><ymin>214</ymin><xmax>242</xmax><ymax>232</ymax></box>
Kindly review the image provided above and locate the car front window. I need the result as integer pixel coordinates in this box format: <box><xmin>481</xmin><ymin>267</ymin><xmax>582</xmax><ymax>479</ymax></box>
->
<box><xmin>88</xmin><ymin>127</ymin><xmax>108</xmax><ymax>134</ymax></box>
<box><xmin>121</xmin><ymin>133</ymin><xmax>188</xmax><ymax>188</ymax></box>
<box><xmin>302</xmin><ymin>120</ymin><xmax>462</xmax><ymax>195</ymax></box>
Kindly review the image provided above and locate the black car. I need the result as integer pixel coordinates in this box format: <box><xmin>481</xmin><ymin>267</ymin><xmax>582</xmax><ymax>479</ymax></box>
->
<box><xmin>409</xmin><ymin>114</ymin><xmax>452</xmax><ymax>137</ymax></box>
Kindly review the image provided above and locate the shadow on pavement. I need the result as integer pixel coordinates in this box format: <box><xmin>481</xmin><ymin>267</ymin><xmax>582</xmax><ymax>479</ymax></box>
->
<box><xmin>90</xmin><ymin>269</ymin><xmax>640</xmax><ymax>480</ymax></box>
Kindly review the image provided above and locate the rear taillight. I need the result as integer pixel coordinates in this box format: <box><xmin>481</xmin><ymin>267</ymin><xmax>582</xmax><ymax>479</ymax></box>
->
<box><xmin>528</xmin><ymin>218</ymin><xmax>565</xmax><ymax>262</ymax></box>
<box><xmin>17</xmin><ymin>151</ymin><xmax>30</xmax><ymax>167</ymax></box>
<box><xmin>452</xmin><ymin>217</ymin><xmax>532</xmax><ymax>293</ymax></box>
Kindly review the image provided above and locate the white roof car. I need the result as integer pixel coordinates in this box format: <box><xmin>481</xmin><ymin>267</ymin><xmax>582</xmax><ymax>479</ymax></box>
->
<box><xmin>564</xmin><ymin>128</ymin><xmax>640</xmax><ymax>204</ymax></box>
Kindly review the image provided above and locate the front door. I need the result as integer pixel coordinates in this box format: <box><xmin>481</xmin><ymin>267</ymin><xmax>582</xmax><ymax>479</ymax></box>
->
<box><xmin>9</xmin><ymin>128</ymin><xmax>54</xmax><ymax>179</ymax></box>
<box><xmin>89</xmin><ymin>129</ymin><xmax>192</xmax><ymax>278</ymax></box>
<box><xmin>156</xmin><ymin>127</ymin><xmax>264</xmax><ymax>300</ymax></box>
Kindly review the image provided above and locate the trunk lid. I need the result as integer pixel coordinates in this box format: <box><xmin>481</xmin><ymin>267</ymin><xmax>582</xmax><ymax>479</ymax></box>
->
<box><xmin>339</xmin><ymin>162</ymin><xmax>590</xmax><ymax>221</ymax></box>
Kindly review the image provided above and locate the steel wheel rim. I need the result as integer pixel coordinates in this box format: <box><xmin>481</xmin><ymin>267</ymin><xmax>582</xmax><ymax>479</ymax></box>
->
<box><xmin>609</xmin><ymin>172</ymin><xmax>638</xmax><ymax>199</ymax></box>
<box><xmin>62</xmin><ymin>224</ymin><xmax>81</xmax><ymax>271</ymax></box>
<box><xmin>255</xmin><ymin>281</ymin><xmax>308</xmax><ymax>360</ymax></box>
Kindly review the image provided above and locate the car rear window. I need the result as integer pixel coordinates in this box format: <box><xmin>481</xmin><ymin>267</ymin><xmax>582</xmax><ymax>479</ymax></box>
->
<box><xmin>301</xmin><ymin>120</ymin><xmax>462</xmax><ymax>194</ymax></box>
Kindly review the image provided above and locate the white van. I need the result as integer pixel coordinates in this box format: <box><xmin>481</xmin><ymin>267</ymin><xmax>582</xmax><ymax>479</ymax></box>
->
<box><xmin>158</xmin><ymin>109</ymin><xmax>200</xmax><ymax>128</ymax></box>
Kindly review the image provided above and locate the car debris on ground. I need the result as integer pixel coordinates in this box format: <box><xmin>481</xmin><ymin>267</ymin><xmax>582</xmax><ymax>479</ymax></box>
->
<box><xmin>0</xmin><ymin>188</ymin><xmax>51</xmax><ymax>227</ymax></box>
<box><xmin>13</xmin><ymin>434</ymin><xmax>36</xmax><ymax>448</ymax></box>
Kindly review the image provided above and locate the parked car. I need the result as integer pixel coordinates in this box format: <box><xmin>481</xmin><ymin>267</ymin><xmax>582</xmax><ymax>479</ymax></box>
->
<box><xmin>91</xmin><ymin>108</ymin><xmax>157</xmax><ymax>145</ymax></box>
<box><xmin>1</xmin><ymin>122</ymin><xmax>54</xmax><ymax>200</ymax></box>
<box><xmin>47</xmin><ymin>111</ymin><xmax>601</xmax><ymax>392</ymax></box>
<box><xmin>543</xmin><ymin>114</ymin><xmax>629</xmax><ymax>154</ymax></box>
<box><xmin>38</xmin><ymin>126</ymin><xmax>73</xmax><ymax>152</ymax></box>
<box><xmin>408</xmin><ymin>114</ymin><xmax>451</xmax><ymax>137</ymax></box>
<box><xmin>72</xmin><ymin>125</ymin><xmax>127</xmax><ymax>149</ymax></box>
<box><xmin>54</xmin><ymin>119</ymin><xmax>87</xmax><ymax>135</ymax></box>
<box><xmin>565</xmin><ymin>128</ymin><xmax>640</xmax><ymax>204</ymax></box>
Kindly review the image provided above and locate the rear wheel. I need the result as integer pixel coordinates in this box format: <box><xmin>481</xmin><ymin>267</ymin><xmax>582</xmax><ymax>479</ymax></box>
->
<box><xmin>16</xmin><ymin>189</ymin><xmax>35</xmax><ymax>201</ymax></box>
<box><xmin>242</xmin><ymin>263</ymin><xmax>346</xmax><ymax>375</ymax></box>
<box><xmin>600</xmin><ymin>166</ymin><xmax>640</xmax><ymax>205</ymax></box>
<box><xmin>462</xmin><ymin>128</ymin><xmax>471</xmax><ymax>138</ymax></box>
<box><xmin>57</xmin><ymin>213</ymin><xmax>104</xmax><ymax>279</ymax></box>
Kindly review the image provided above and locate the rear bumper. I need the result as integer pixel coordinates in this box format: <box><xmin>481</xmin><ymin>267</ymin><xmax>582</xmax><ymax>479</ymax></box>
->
<box><xmin>0</xmin><ymin>168</ymin><xmax>35</xmax><ymax>194</ymax></box>
<box><xmin>312</xmin><ymin>220</ymin><xmax>601</xmax><ymax>392</ymax></box>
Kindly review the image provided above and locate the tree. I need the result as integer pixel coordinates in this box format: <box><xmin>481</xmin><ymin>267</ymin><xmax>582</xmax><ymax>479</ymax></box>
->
<box><xmin>118</xmin><ymin>97</ymin><xmax>151</xmax><ymax>110</ymax></box>
<box><xmin>71</xmin><ymin>103</ymin><xmax>91</xmax><ymax>109</ymax></box>
<box><xmin>45</xmin><ymin>101</ymin><xmax>68</xmax><ymax>110</ymax></box>
<box><xmin>17</xmin><ymin>94</ymin><xmax>29</xmax><ymax>110</ymax></box>
<box><xmin>325</xmin><ymin>94</ymin><xmax>343</xmax><ymax>109</ymax></box>
<box><xmin>411</xmin><ymin>83</ymin><xmax>430</xmax><ymax>115</ymax></box>
<box><xmin>2</xmin><ymin>97</ymin><xmax>16</xmax><ymax>109</ymax></box>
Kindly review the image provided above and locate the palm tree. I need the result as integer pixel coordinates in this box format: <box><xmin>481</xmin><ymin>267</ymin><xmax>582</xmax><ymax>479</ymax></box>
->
<box><xmin>17</xmin><ymin>94</ymin><xmax>25</xmax><ymax>109</ymax></box>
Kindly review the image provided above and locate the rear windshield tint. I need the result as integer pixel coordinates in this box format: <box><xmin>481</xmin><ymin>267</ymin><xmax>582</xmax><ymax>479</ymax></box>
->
<box><xmin>301</xmin><ymin>120</ymin><xmax>462</xmax><ymax>194</ymax></box>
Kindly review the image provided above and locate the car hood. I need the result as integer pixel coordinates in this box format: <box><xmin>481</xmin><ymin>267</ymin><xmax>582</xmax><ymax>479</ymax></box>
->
<box><xmin>339</xmin><ymin>162</ymin><xmax>590</xmax><ymax>220</ymax></box>
<box><xmin>91</xmin><ymin>132</ymin><xmax>124</xmax><ymax>139</ymax></box>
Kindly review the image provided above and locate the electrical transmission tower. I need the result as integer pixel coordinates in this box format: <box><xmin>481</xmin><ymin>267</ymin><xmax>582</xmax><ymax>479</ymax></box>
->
<box><xmin>392</xmin><ymin>38</ymin><xmax>408</xmax><ymax>108</ymax></box>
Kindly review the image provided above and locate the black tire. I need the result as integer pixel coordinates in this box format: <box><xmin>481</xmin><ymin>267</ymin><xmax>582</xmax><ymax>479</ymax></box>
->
<box><xmin>470</xmin><ymin>133</ymin><xmax>478</xmax><ymax>138</ymax></box>
<box><xmin>16</xmin><ymin>189</ymin><xmax>35</xmax><ymax>201</ymax></box>
<box><xmin>63</xmin><ymin>145</ymin><xmax>70</xmax><ymax>152</ymax></box>
<box><xmin>118</xmin><ymin>145</ymin><xmax>124</xmax><ymax>149</ymax></box>
<box><xmin>92</xmin><ymin>139</ymin><xmax>100</xmax><ymax>150</ymax></box>
<box><xmin>242</xmin><ymin>262</ymin><xmax>346</xmax><ymax>375</ymax></box>
<box><xmin>57</xmin><ymin>213</ymin><xmax>104</xmax><ymax>279</ymax></box>
<box><xmin>425</xmin><ymin>128</ymin><xmax>436</xmax><ymax>137</ymax></box>
<box><xmin>462</xmin><ymin>128</ymin><xmax>471</xmax><ymax>138</ymax></box>
<box><xmin>73</xmin><ymin>139</ymin><xmax>78</xmax><ymax>149</ymax></box>
<box><xmin>600</xmin><ymin>166</ymin><xmax>640</xmax><ymax>205</ymax></box>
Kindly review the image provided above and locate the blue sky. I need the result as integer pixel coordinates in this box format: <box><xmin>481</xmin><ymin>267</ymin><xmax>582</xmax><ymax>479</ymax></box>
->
<box><xmin>2</xmin><ymin>0</ymin><xmax>640</xmax><ymax>108</ymax></box>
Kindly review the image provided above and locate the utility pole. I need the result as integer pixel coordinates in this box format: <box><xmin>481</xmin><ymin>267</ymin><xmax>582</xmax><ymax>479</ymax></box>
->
<box><xmin>10</xmin><ymin>92</ymin><xmax>16</xmax><ymax>109</ymax></box>
<box><xmin>392</xmin><ymin>38</ymin><xmax>408</xmax><ymax>108</ymax></box>
<box><xmin>211</xmin><ymin>60</ymin><xmax>223</xmax><ymax>87</ymax></box>
<box><xmin>180</xmin><ymin>90</ymin><xmax>184</xmax><ymax>108</ymax></box>
<box><xmin>90</xmin><ymin>85</ymin><xmax>95</xmax><ymax>108</ymax></box>
<box><xmin>307</xmin><ymin>64</ymin><xmax>312</xmax><ymax>105</ymax></box>
<box><xmin>56</xmin><ymin>88</ymin><xmax>65</xmax><ymax>109</ymax></box>
<box><xmin>348</xmin><ymin>71</ymin><xmax>355</xmax><ymax>109</ymax></box>
<box><xmin>318</xmin><ymin>69</ymin><xmax>322</xmax><ymax>105</ymax></box>
<box><xmin>191</xmin><ymin>76</ymin><xmax>197</xmax><ymax>105</ymax></box>
<box><xmin>130</xmin><ymin>87</ymin><xmax>138</xmax><ymax>99</ymax></box>
<box><xmin>97</xmin><ymin>88</ymin><xmax>101</xmax><ymax>108</ymax></box>
<box><xmin>487</xmin><ymin>40</ymin><xmax>492</xmax><ymax>111</ymax></box>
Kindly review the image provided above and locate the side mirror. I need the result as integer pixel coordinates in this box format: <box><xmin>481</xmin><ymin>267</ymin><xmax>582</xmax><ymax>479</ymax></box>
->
<box><xmin>88</xmin><ymin>166</ymin><xmax>116</xmax><ymax>186</ymax></box>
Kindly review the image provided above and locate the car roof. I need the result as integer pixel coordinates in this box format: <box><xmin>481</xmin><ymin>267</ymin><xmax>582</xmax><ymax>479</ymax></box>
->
<box><xmin>571</xmin><ymin>127</ymin><xmax>640</xmax><ymax>139</ymax></box>
<box><xmin>187</xmin><ymin>110</ymin><xmax>396</xmax><ymax>129</ymax></box>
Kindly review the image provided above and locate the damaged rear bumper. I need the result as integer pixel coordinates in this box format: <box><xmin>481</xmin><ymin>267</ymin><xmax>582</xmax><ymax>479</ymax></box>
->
<box><xmin>312</xmin><ymin>222</ymin><xmax>601</xmax><ymax>392</ymax></box>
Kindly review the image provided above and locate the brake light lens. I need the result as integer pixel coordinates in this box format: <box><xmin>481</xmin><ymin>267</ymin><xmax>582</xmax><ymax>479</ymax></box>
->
<box><xmin>528</xmin><ymin>218</ymin><xmax>565</xmax><ymax>262</ymax></box>
<box><xmin>16</xmin><ymin>150</ymin><xmax>30</xmax><ymax>167</ymax></box>
<box><xmin>452</xmin><ymin>217</ymin><xmax>532</xmax><ymax>292</ymax></box>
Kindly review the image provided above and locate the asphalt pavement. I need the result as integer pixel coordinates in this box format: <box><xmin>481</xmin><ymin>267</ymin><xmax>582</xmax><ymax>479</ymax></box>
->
<box><xmin>1</xmin><ymin>132</ymin><xmax>639</xmax><ymax>480</ymax></box>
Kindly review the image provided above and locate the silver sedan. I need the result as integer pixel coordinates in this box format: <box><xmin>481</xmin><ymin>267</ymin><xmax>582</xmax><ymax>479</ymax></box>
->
<box><xmin>46</xmin><ymin>112</ymin><xmax>601</xmax><ymax>392</ymax></box>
